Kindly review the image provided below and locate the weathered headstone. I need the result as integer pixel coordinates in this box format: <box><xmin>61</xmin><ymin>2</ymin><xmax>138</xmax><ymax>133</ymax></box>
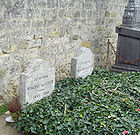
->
<box><xmin>19</xmin><ymin>59</ymin><xmax>55</xmax><ymax>107</ymax></box>
<box><xmin>70</xmin><ymin>47</ymin><xmax>94</xmax><ymax>78</ymax></box>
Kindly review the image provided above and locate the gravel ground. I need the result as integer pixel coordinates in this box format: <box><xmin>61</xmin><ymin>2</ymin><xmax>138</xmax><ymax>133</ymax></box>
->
<box><xmin>0</xmin><ymin>114</ymin><xmax>25</xmax><ymax>135</ymax></box>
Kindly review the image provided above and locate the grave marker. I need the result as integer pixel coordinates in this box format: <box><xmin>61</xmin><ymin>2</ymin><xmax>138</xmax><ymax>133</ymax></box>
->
<box><xmin>71</xmin><ymin>47</ymin><xmax>94</xmax><ymax>78</ymax></box>
<box><xmin>112</xmin><ymin>0</ymin><xmax>140</xmax><ymax>73</ymax></box>
<box><xmin>19</xmin><ymin>59</ymin><xmax>55</xmax><ymax>107</ymax></box>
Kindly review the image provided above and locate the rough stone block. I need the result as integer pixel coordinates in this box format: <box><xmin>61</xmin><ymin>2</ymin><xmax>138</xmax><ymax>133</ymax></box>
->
<box><xmin>22</xmin><ymin>20</ymin><xmax>31</xmax><ymax>28</ymax></box>
<box><xmin>2</xmin><ymin>43</ymin><xmax>16</xmax><ymax>54</ymax></box>
<box><xmin>38</xmin><ymin>0</ymin><xmax>47</xmax><ymax>8</ymax></box>
<box><xmin>27</xmin><ymin>0</ymin><xmax>37</xmax><ymax>8</ymax></box>
<box><xmin>41</xmin><ymin>9</ymin><xmax>49</xmax><ymax>18</ymax></box>
<box><xmin>87</xmin><ymin>10</ymin><xmax>92</xmax><ymax>18</ymax></box>
<box><xmin>47</xmin><ymin>0</ymin><xmax>55</xmax><ymax>8</ymax></box>
<box><xmin>81</xmin><ymin>10</ymin><xmax>87</xmax><ymax>17</ymax></box>
<box><xmin>19</xmin><ymin>59</ymin><xmax>55</xmax><ymax>107</ymax></box>
<box><xmin>75</xmin><ymin>1</ymin><xmax>84</xmax><ymax>9</ymax></box>
<box><xmin>25</xmin><ymin>8</ymin><xmax>34</xmax><ymax>19</ymax></box>
<box><xmin>81</xmin><ymin>41</ymin><xmax>91</xmax><ymax>48</ymax></box>
<box><xmin>85</xmin><ymin>1</ymin><xmax>92</xmax><ymax>9</ymax></box>
<box><xmin>28</xmin><ymin>39</ymin><xmax>42</xmax><ymax>48</ymax></box>
<box><xmin>0</xmin><ymin>20</ymin><xmax>5</xmax><ymax>31</ymax></box>
<box><xmin>32</xmin><ymin>20</ymin><xmax>44</xmax><ymax>27</ymax></box>
<box><xmin>10</xmin><ymin>7</ymin><xmax>23</xmax><ymax>18</ymax></box>
<box><xmin>6</xmin><ymin>20</ymin><xmax>17</xmax><ymax>29</ymax></box>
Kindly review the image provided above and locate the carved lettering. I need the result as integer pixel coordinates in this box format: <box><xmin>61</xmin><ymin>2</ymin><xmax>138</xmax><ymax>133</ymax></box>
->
<box><xmin>34</xmin><ymin>75</ymin><xmax>49</xmax><ymax>81</ymax></box>
<box><xmin>34</xmin><ymin>94</ymin><xmax>40</xmax><ymax>99</ymax></box>
<box><xmin>27</xmin><ymin>80</ymin><xmax>54</xmax><ymax>91</ymax></box>
<box><xmin>77</xmin><ymin>65</ymin><xmax>92</xmax><ymax>73</ymax></box>
<box><xmin>44</xmin><ymin>91</ymin><xmax>50</xmax><ymax>96</ymax></box>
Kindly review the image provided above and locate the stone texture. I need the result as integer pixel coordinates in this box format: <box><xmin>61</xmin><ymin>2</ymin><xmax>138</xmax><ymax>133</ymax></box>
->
<box><xmin>71</xmin><ymin>47</ymin><xmax>94</xmax><ymax>78</ymax></box>
<box><xmin>0</xmin><ymin>0</ymin><xmax>127</xmax><ymax>100</ymax></box>
<box><xmin>28</xmin><ymin>38</ymin><xmax>42</xmax><ymax>49</ymax></box>
<box><xmin>19</xmin><ymin>59</ymin><xmax>55</xmax><ymax>107</ymax></box>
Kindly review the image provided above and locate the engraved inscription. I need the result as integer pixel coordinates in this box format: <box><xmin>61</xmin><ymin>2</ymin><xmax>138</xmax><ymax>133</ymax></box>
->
<box><xmin>27</xmin><ymin>80</ymin><xmax>54</xmax><ymax>91</ymax></box>
<box><xmin>34</xmin><ymin>75</ymin><xmax>49</xmax><ymax>81</ymax></box>
<box><xmin>34</xmin><ymin>94</ymin><xmax>40</xmax><ymax>99</ymax></box>
<box><xmin>44</xmin><ymin>91</ymin><xmax>50</xmax><ymax>96</ymax></box>
<box><xmin>77</xmin><ymin>65</ymin><xmax>93</xmax><ymax>73</ymax></box>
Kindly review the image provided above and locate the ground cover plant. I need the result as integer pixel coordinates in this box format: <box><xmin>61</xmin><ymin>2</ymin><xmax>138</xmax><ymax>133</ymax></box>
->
<box><xmin>15</xmin><ymin>69</ymin><xmax>140</xmax><ymax>135</ymax></box>
<box><xmin>0</xmin><ymin>103</ymin><xmax>7</xmax><ymax>115</ymax></box>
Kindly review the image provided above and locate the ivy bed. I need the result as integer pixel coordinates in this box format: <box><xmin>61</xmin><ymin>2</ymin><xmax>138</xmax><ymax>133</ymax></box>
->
<box><xmin>15</xmin><ymin>69</ymin><xmax>140</xmax><ymax>135</ymax></box>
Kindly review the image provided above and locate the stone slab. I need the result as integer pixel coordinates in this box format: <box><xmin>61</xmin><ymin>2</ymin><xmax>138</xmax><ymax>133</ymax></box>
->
<box><xmin>116</xmin><ymin>26</ymin><xmax>140</xmax><ymax>39</ymax></box>
<box><xmin>70</xmin><ymin>47</ymin><xmax>94</xmax><ymax>78</ymax></box>
<box><xmin>116</xmin><ymin>26</ymin><xmax>140</xmax><ymax>66</ymax></box>
<box><xmin>28</xmin><ymin>39</ymin><xmax>42</xmax><ymax>48</ymax></box>
<box><xmin>112</xmin><ymin>25</ymin><xmax>140</xmax><ymax>73</ymax></box>
<box><xmin>19</xmin><ymin>59</ymin><xmax>55</xmax><ymax>107</ymax></box>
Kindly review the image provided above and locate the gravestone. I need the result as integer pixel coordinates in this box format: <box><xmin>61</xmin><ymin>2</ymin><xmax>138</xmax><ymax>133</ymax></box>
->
<box><xmin>111</xmin><ymin>0</ymin><xmax>140</xmax><ymax>73</ymax></box>
<box><xmin>19</xmin><ymin>59</ymin><xmax>55</xmax><ymax>107</ymax></box>
<box><xmin>71</xmin><ymin>47</ymin><xmax>94</xmax><ymax>78</ymax></box>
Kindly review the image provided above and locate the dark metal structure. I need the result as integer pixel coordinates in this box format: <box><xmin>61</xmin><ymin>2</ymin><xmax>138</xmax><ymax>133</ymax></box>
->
<box><xmin>111</xmin><ymin>0</ymin><xmax>140</xmax><ymax>73</ymax></box>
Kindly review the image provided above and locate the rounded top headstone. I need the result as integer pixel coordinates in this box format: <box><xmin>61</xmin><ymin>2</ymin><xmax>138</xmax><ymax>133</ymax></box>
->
<box><xmin>24</xmin><ymin>59</ymin><xmax>50</xmax><ymax>74</ymax></box>
<box><xmin>71</xmin><ymin>47</ymin><xmax>94</xmax><ymax>79</ymax></box>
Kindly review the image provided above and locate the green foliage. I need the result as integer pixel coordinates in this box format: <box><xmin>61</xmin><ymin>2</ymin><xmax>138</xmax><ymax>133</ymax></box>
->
<box><xmin>15</xmin><ymin>69</ymin><xmax>140</xmax><ymax>135</ymax></box>
<box><xmin>0</xmin><ymin>103</ymin><xmax>7</xmax><ymax>115</ymax></box>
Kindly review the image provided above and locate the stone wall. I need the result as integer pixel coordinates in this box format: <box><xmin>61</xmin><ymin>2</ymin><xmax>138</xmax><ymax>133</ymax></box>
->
<box><xmin>0</xmin><ymin>0</ymin><xmax>127</xmax><ymax>100</ymax></box>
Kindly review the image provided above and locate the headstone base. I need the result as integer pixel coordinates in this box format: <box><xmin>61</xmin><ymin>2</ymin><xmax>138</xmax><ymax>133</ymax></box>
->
<box><xmin>111</xmin><ymin>26</ymin><xmax>140</xmax><ymax>73</ymax></box>
<box><xmin>111</xmin><ymin>64</ymin><xmax>140</xmax><ymax>73</ymax></box>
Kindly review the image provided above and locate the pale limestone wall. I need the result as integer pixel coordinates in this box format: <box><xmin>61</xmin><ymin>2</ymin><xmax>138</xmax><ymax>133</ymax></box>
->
<box><xmin>0</xmin><ymin>0</ymin><xmax>127</xmax><ymax>100</ymax></box>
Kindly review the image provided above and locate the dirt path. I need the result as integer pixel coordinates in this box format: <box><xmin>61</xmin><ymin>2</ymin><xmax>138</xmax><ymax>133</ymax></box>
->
<box><xmin>0</xmin><ymin>114</ymin><xmax>24</xmax><ymax>135</ymax></box>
